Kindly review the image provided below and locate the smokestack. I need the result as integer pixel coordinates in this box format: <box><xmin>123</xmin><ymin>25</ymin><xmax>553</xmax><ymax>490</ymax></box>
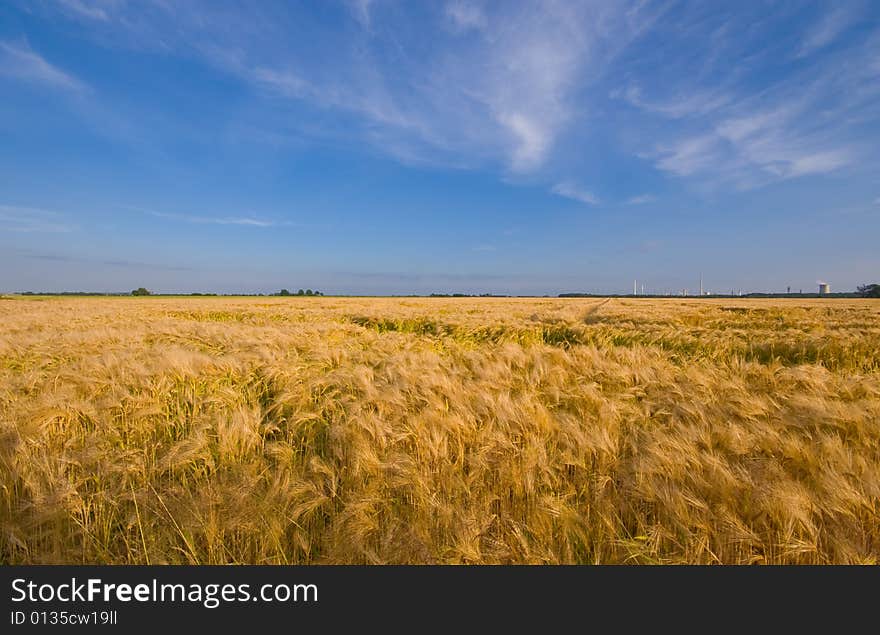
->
<box><xmin>634</xmin><ymin>280</ymin><xmax>637</xmax><ymax>296</ymax></box>
<box><xmin>700</xmin><ymin>273</ymin><xmax>703</xmax><ymax>297</ymax></box>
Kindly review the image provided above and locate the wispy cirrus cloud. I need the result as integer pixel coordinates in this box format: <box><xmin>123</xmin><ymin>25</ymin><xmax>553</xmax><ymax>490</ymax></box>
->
<box><xmin>445</xmin><ymin>1</ymin><xmax>487</xmax><ymax>33</ymax></box>
<box><xmin>650</xmin><ymin>127</ymin><xmax>853</xmax><ymax>187</ymax></box>
<box><xmin>620</xmin><ymin>4</ymin><xmax>878</xmax><ymax>190</ymax></box>
<box><xmin>551</xmin><ymin>182</ymin><xmax>599</xmax><ymax>205</ymax></box>
<box><xmin>253</xmin><ymin>3</ymin><xmax>612</xmax><ymax>173</ymax></box>
<box><xmin>626</xmin><ymin>194</ymin><xmax>656</xmax><ymax>205</ymax></box>
<box><xmin>797</xmin><ymin>6</ymin><xmax>859</xmax><ymax>58</ymax></box>
<box><xmin>348</xmin><ymin>0</ymin><xmax>376</xmax><ymax>28</ymax></box>
<box><xmin>21</xmin><ymin>1</ymin><xmax>880</xmax><ymax>199</ymax></box>
<box><xmin>612</xmin><ymin>84</ymin><xmax>730</xmax><ymax>119</ymax></box>
<box><xmin>0</xmin><ymin>40</ymin><xmax>87</xmax><ymax>93</ymax></box>
<box><xmin>58</xmin><ymin>1</ymin><xmax>652</xmax><ymax>176</ymax></box>
<box><xmin>651</xmin><ymin>134</ymin><xmax>723</xmax><ymax>178</ymax></box>
<box><xmin>252</xmin><ymin>66</ymin><xmax>418</xmax><ymax>133</ymax></box>
<box><xmin>58</xmin><ymin>0</ymin><xmax>110</xmax><ymax>22</ymax></box>
<box><xmin>650</xmin><ymin>86</ymin><xmax>860</xmax><ymax>185</ymax></box>
<box><xmin>140</xmin><ymin>208</ymin><xmax>289</xmax><ymax>228</ymax></box>
<box><xmin>0</xmin><ymin>205</ymin><xmax>75</xmax><ymax>233</ymax></box>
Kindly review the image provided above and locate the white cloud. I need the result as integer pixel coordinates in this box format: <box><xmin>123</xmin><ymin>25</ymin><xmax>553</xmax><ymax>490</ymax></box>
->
<box><xmin>349</xmin><ymin>0</ymin><xmax>375</xmax><ymax>28</ymax></box>
<box><xmin>639</xmin><ymin>39</ymin><xmax>871</xmax><ymax>188</ymax></box>
<box><xmin>653</xmin><ymin>134</ymin><xmax>721</xmax><ymax>177</ymax></box>
<box><xmin>785</xmin><ymin>150</ymin><xmax>851</xmax><ymax>177</ymax></box>
<box><xmin>0</xmin><ymin>205</ymin><xmax>75</xmax><ymax>233</ymax></box>
<box><xmin>626</xmin><ymin>194</ymin><xmax>655</xmax><ymax>205</ymax></box>
<box><xmin>25</xmin><ymin>1</ymin><xmax>871</xmax><ymax>195</ymax></box>
<box><xmin>797</xmin><ymin>8</ymin><xmax>856</xmax><ymax>58</ymax></box>
<box><xmin>499</xmin><ymin>112</ymin><xmax>553</xmax><ymax>172</ymax></box>
<box><xmin>244</xmin><ymin>4</ymin><xmax>651</xmax><ymax>175</ymax></box>
<box><xmin>551</xmin><ymin>182</ymin><xmax>599</xmax><ymax>205</ymax></box>
<box><xmin>252</xmin><ymin>65</ymin><xmax>418</xmax><ymax>136</ymax></box>
<box><xmin>58</xmin><ymin>0</ymin><xmax>110</xmax><ymax>22</ymax></box>
<box><xmin>464</xmin><ymin>6</ymin><xmax>599</xmax><ymax>173</ymax></box>
<box><xmin>716</xmin><ymin>108</ymin><xmax>852</xmax><ymax>180</ymax></box>
<box><xmin>603</xmin><ymin>4</ymin><xmax>878</xmax><ymax>190</ymax></box>
<box><xmin>141</xmin><ymin>208</ymin><xmax>285</xmax><ymax>227</ymax></box>
<box><xmin>253</xmin><ymin>67</ymin><xmax>310</xmax><ymax>99</ymax></box>
<box><xmin>0</xmin><ymin>41</ymin><xmax>86</xmax><ymax>93</ymax></box>
<box><xmin>23</xmin><ymin>2</ymin><xmax>655</xmax><ymax>178</ymax></box>
<box><xmin>614</xmin><ymin>84</ymin><xmax>730</xmax><ymax>119</ymax></box>
<box><xmin>445</xmin><ymin>2</ymin><xmax>487</xmax><ymax>32</ymax></box>
<box><xmin>244</xmin><ymin>3</ymin><xmax>610</xmax><ymax>174</ymax></box>
<box><xmin>651</xmin><ymin>125</ymin><xmax>852</xmax><ymax>184</ymax></box>
<box><xmin>715</xmin><ymin>110</ymin><xmax>789</xmax><ymax>143</ymax></box>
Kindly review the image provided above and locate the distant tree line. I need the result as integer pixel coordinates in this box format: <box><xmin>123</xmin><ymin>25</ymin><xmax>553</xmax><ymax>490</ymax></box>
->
<box><xmin>560</xmin><ymin>292</ymin><xmax>865</xmax><ymax>298</ymax></box>
<box><xmin>429</xmin><ymin>293</ymin><xmax>509</xmax><ymax>297</ymax></box>
<box><xmin>18</xmin><ymin>291</ymin><xmax>121</xmax><ymax>296</ymax></box>
<box><xmin>857</xmin><ymin>283</ymin><xmax>880</xmax><ymax>298</ymax></box>
<box><xmin>13</xmin><ymin>283</ymin><xmax>880</xmax><ymax>298</ymax></box>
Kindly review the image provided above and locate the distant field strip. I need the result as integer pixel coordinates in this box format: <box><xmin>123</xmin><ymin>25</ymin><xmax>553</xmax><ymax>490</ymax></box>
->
<box><xmin>1</xmin><ymin>296</ymin><xmax>879</xmax><ymax>563</ymax></box>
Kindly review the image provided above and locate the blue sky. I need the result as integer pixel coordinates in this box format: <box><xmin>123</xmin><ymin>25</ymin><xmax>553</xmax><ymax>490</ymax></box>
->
<box><xmin>1</xmin><ymin>1</ymin><xmax>878</xmax><ymax>295</ymax></box>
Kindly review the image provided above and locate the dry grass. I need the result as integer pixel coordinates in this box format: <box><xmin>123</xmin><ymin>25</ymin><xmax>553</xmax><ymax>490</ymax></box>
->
<box><xmin>1</xmin><ymin>295</ymin><xmax>879</xmax><ymax>564</ymax></box>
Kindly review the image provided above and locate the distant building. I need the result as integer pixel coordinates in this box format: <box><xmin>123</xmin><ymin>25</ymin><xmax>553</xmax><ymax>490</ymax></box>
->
<box><xmin>818</xmin><ymin>283</ymin><xmax>831</xmax><ymax>295</ymax></box>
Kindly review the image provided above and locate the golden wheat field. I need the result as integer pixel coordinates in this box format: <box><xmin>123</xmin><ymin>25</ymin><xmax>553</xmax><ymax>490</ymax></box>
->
<box><xmin>1</xmin><ymin>295</ymin><xmax>879</xmax><ymax>564</ymax></box>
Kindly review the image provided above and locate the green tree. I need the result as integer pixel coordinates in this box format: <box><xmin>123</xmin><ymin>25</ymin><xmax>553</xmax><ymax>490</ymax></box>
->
<box><xmin>305</xmin><ymin>289</ymin><xmax>313</xmax><ymax>296</ymax></box>
<box><xmin>278</xmin><ymin>289</ymin><xmax>291</xmax><ymax>296</ymax></box>
<box><xmin>857</xmin><ymin>283</ymin><xmax>880</xmax><ymax>298</ymax></box>
<box><xmin>297</xmin><ymin>289</ymin><xmax>305</xmax><ymax>296</ymax></box>
<box><xmin>131</xmin><ymin>287</ymin><xmax>151</xmax><ymax>296</ymax></box>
